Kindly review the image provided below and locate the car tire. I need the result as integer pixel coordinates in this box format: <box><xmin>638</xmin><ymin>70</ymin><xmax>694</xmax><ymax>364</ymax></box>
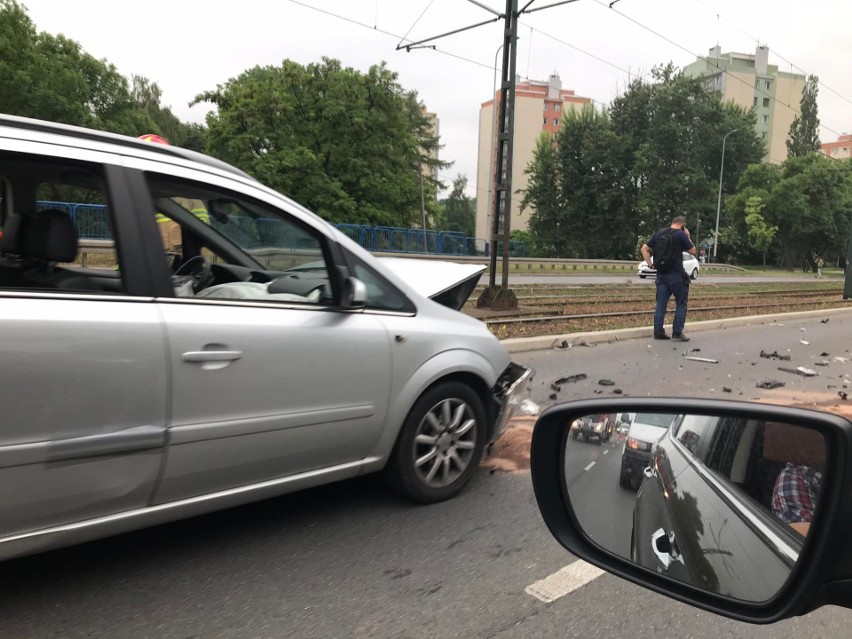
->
<box><xmin>691</xmin><ymin>268</ymin><xmax>698</xmax><ymax>280</ymax></box>
<box><xmin>639</xmin><ymin>274</ymin><xmax>646</xmax><ymax>279</ymax></box>
<box><xmin>619</xmin><ymin>465</ymin><xmax>631</xmax><ymax>489</ymax></box>
<box><xmin>384</xmin><ymin>381</ymin><xmax>487</xmax><ymax>503</ymax></box>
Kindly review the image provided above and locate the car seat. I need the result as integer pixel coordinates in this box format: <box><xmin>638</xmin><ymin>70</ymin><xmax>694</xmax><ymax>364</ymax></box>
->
<box><xmin>21</xmin><ymin>208</ymin><xmax>99</xmax><ymax>291</ymax></box>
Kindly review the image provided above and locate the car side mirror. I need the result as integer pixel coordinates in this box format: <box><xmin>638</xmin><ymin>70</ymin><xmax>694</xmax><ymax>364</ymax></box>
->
<box><xmin>341</xmin><ymin>276</ymin><xmax>367</xmax><ymax>309</ymax></box>
<box><xmin>530</xmin><ymin>398</ymin><xmax>852</xmax><ymax>623</ymax></box>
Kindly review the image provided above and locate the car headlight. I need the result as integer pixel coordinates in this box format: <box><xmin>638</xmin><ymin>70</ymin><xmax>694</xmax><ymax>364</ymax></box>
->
<box><xmin>594</xmin><ymin>422</ymin><xmax>603</xmax><ymax>431</ymax></box>
<box><xmin>627</xmin><ymin>437</ymin><xmax>652</xmax><ymax>452</ymax></box>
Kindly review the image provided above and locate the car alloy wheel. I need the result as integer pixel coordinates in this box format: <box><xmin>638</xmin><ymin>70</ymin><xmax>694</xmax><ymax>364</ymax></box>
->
<box><xmin>385</xmin><ymin>381</ymin><xmax>486</xmax><ymax>503</ymax></box>
<box><xmin>413</xmin><ymin>397</ymin><xmax>477</xmax><ymax>488</ymax></box>
<box><xmin>691</xmin><ymin>268</ymin><xmax>698</xmax><ymax>280</ymax></box>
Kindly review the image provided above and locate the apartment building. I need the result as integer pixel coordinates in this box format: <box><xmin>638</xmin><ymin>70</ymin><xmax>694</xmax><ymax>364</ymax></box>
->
<box><xmin>683</xmin><ymin>45</ymin><xmax>805</xmax><ymax>164</ymax></box>
<box><xmin>475</xmin><ymin>74</ymin><xmax>591</xmax><ymax>240</ymax></box>
<box><xmin>821</xmin><ymin>134</ymin><xmax>852</xmax><ymax>160</ymax></box>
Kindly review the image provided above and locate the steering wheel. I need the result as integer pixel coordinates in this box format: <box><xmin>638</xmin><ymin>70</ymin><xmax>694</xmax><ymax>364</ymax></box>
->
<box><xmin>175</xmin><ymin>255</ymin><xmax>215</xmax><ymax>293</ymax></box>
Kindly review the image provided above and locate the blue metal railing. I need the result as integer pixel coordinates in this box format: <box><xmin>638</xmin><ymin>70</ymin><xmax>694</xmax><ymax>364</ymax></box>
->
<box><xmin>33</xmin><ymin>201</ymin><xmax>526</xmax><ymax>257</ymax></box>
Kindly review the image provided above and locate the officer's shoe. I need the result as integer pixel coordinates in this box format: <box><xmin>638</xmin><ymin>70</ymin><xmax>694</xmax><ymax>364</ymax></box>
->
<box><xmin>671</xmin><ymin>333</ymin><xmax>690</xmax><ymax>342</ymax></box>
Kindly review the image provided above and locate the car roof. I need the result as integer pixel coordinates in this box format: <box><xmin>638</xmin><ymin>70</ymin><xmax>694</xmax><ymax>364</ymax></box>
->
<box><xmin>0</xmin><ymin>114</ymin><xmax>254</xmax><ymax>181</ymax></box>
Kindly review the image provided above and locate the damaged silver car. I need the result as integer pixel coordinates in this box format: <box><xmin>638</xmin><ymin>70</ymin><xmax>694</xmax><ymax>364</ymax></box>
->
<box><xmin>0</xmin><ymin>115</ymin><xmax>530</xmax><ymax>561</ymax></box>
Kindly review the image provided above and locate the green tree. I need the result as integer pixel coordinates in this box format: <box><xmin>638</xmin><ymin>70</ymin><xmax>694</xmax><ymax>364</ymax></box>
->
<box><xmin>787</xmin><ymin>75</ymin><xmax>821</xmax><ymax>158</ymax></box>
<box><xmin>130</xmin><ymin>75</ymin><xmax>207</xmax><ymax>150</ymax></box>
<box><xmin>195</xmin><ymin>58</ymin><xmax>448</xmax><ymax>227</ymax></box>
<box><xmin>440</xmin><ymin>175</ymin><xmax>475</xmax><ymax>236</ymax></box>
<box><xmin>743</xmin><ymin>196</ymin><xmax>777</xmax><ymax>267</ymax></box>
<box><xmin>520</xmin><ymin>133</ymin><xmax>562</xmax><ymax>257</ymax></box>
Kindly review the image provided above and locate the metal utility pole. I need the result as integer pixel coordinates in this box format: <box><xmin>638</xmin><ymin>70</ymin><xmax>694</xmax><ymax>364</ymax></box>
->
<box><xmin>398</xmin><ymin>0</ymin><xmax>581</xmax><ymax>309</ymax></box>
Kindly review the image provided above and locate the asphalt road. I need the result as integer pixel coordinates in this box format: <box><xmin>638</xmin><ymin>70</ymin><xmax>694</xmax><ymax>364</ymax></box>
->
<box><xmin>2</xmin><ymin>313</ymin><xmax>852</xmax><ymax>638</ymax></box>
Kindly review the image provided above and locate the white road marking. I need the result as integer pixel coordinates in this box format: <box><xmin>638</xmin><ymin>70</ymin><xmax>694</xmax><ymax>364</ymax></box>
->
<box><xmin>584</xmin><ymin>461</ymin><xmax>595</xmax><ymax>471</ymax></box>
<box><xmin>526</xmin><ymin>560</ymin><xmax>606</xmax><ymax>603</ymax></box>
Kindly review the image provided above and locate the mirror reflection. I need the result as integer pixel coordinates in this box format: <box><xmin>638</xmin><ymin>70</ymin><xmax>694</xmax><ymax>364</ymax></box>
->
<box><xmin>563</xmin><ymin>411</ymin><xmax>826</xmax><ymax>603</ymax></box>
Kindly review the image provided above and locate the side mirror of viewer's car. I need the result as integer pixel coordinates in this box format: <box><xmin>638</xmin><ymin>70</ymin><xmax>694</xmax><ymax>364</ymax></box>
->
<box><xmin>530</xmin><ymin>398</ymin><xmax>852</xmax><ymax>623</ymax></box>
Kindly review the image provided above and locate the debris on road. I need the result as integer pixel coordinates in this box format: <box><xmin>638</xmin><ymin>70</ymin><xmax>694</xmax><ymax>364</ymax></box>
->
<box><xmin>840</xmin><ymin>391</ymin><xmax>849</xmax><ymax>400</ymax></box>
<box><xmin>723</xmin><ymin>387</ymin><xmax>732</xmax><ymax>393</ymax></box>
<box><xmin>685</xmin><ymin>356</ymin><xmax>719</xmax><ymax>363</ymax></box>
<box><xmin>760</xmin><ymin>350</ymin><xmax>791</xmax><ymax>361</ymax></box>
<box><xmin>613</xmin><ymin>388</ymin><xmax>623</xmax><ymax>394</ymax></box>
<box><xmin>548</xmin><ymin>393</ymin><xmax>558</xmax><ymax>400</ymax></box>
<box><xmin>835</xmin><ymin>356</ymin><xmax>850</xmax><ymax>363</ymax></box>
<box><xmin>815</xmin><ymin>361</ymin><xmax>830</xmax><ymax>367</ymax></box>
<box><xmin>756</xmin><ymin>380</ymin><xmax>785</xmax><ymax>389</ymax></box>
<box><xmin>518</xmin><ymin>399</ymin><xmax>540</xmax><ymax>416</ymax></box>
<box><xmin>598</xmin><ymin>379</ymin><xmax>615</xmax><ymax>386</ymax></box>
<box><xmin>553</xmin><ymin>339</ymin><xmax>571</xmax><ymax>350</ymax></box>
<box><xmin>777</xmin><ymin>366</ymin><xmax>817</xmax><ymax>377</ymax></box>
<box><xmin>552</xmin><ymin>374</ymin><xmax>587</xmax><ymax>388</ymax></box>
<box><xmin>820</xmin><ymin>318</ymin><xmax>830</xmax><ymax>324</ymax></box>
<box><xmin>800</xmin><ymin>339</ymin><xmax>810</xmax><ymax>345</ymax></box>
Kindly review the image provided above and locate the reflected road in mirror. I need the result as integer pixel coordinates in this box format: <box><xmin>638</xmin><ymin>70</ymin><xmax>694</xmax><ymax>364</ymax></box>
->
<box><xmin>563</xmin><ymin>411</ymin><xmax>826</xmax><ymax>603</ymax></box>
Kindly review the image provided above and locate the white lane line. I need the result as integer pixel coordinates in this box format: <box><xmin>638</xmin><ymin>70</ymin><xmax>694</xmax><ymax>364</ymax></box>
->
<box><xmin>584</xmin><ymin>461</ymin><xmax>595</xmax><ymax>471</ymax></box>
<box><xmin>526</xmin><ymin>560</ymin><xmax>606</xmax><ymax>603</ymax></box>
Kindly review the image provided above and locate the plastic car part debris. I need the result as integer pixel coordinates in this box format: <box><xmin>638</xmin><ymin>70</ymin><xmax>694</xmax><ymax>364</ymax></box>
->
<box><xmin>518</xmin><ymin>398</ymin><xmax>540</xmax><ymax>416</ymax></box>
<box><xmin>598</xmin><ymin>379</ymin><xmax>616</xmax><ymax>386</ymax></box>
<box><xmin>777</xmin><ymin>366</ymin><xmax>817</xmax><ymax>377</ymax></box>
<box><xmin>760</xmin><ymin>350</ymin><xmax>791</xmax><ymax>361</ymax></box>
<box><xmin>722</xmin><ymin>387</ymin><xmax>732</xmax><ymax>393</ymax></box>
<box><xmin>800</xmin><ymin>339</ymin><xmax>810</xmax><ymax>345</ymax></box>
<box><xmin>820</xmin><ymin>318</ymin><xmax>830</xmax><ymax>323</ymax></box>
<box><xmin>815</xmin><ymin>361</ymin><xmax>830</xmax><ymax>367</ymax></box>
<box><xmin>840</xmin><ymin>391</ymin><xmax>849</xmax><ymax>400</ymax></box>
<box><xmin>820</xmin><ymin>352</ymin><xmax>830</xmax><ymax>357</ymax></box>
<box><xmin>685</xmin><ymin>356</ymin><xmax>719</xmax><ymax>363</ymax></box>
<box><xmin>548</xmin><ymin>393</ymin><xmax>558</xmax><ymax>400</ymax></box>
<box><xmin>835</xmin><ymin>356</ymin><xmax>850</xmax><ymax>363</ymax></box>
<box><xmin>553</xmin><ymin>339</ymin><xmax>571</xmax><ymax>350</ymax></box>
<box><xmin>613</xmin><ymin>388</ymin><xmax>623</xmax><ymax>394</ymax></box>
<box><xmin>756</xmin><ymin>380</ymin><xmax>785</xmax><ymax>389</ymax></box>
<box><xmin>552</xmin><ymin>374</ymin><xmax>588</xmax><ymax>387</ymax></box>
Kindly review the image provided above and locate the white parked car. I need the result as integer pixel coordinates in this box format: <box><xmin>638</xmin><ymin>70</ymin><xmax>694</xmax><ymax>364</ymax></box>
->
<box><xmin>638</xmin><ymin>252</ymin><xmax>700</xmax><ymax>280</ymax></box>
<box><xmin>0</xmin><ymin>114</ymin><xmax>531</xmax><ymax>561</ymax></box>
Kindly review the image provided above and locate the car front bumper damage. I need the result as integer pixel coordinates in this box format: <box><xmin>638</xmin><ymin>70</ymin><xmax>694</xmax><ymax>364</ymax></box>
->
<box><xmin>490</xmin><ymin>362</ymin><xmax>533</xmax><ymax>441</ymax></box>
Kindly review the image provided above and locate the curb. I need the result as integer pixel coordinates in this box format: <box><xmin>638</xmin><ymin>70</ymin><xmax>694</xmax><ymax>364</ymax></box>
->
<box><xmin>500</xmin><ymin>306</ymin><xmax>852</xmax><ymax>354</ymax></box>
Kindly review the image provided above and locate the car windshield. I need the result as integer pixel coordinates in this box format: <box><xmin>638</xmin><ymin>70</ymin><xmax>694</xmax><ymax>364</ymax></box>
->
<box><xmin>633</xmin><ymin>413</ymin><xmax>674</xmax><ymax>429</ymax></box>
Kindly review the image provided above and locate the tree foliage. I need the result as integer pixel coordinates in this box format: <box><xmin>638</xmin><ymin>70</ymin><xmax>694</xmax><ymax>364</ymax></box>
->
<box><xmin>439</xmin><ymin>175</ymin><xmax>475</xmax><ymax>236</ymax></box>
<box><xmin>726</xmin><ymin>154</ymin><xmax>852</xmax><ymax>268</ymax></box>
<box><xmin>787</xmin><ymin>75</ymin><xmax>821</xmax><ymax>158</ymax></box>
<box><xmin>195</xmin><ymin>58</ymin><xmax>448</xmax><ymax>227</ymax></box>
<box><xmin>520</xmin><ymin>65</ymin><xmax>764</xmax><ymax>259</ymax></box>
<box><xmin>743</xmin><ymin>196</ymin><xmax>777</xmax><ymax>267</ymax></box>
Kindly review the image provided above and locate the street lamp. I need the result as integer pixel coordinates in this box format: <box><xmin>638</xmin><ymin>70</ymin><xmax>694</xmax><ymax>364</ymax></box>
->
<box><xmin>713</xmin><ymin>128</ymin><xmax>739</xmax><ymax>261</ymax></box>
<box><xmin>485</xmin><ymin>43</ymin><xmax>503</xmax><ymax>257</ymax></box>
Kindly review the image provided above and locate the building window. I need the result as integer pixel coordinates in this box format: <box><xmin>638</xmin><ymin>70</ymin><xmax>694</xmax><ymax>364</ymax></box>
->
<box><xmin>544</xmin><ymin>103</ymin><xmax>549</xmax><ymax>111</ymax></box>
<box><xmin>762</xmin><ymin>115</ymin><xmax>769</xmax><ymax>124</ymax></box>
<box><xmin>762</xmin><ymin>131</ymin><xmax>767</xmax><ymax>139</ymax></box>
<box><xmin>554</xmin><ymin>103</ymin><xmax>561</xmax><ymax>112</ymax></box>
<box><xmin>753</xmin><ymin>96</ymin><xmax>758</xmax><ymax>107</ymax></box>
<box><xmin>553</xmin><ymin>118</ymin><xmax>559</xmax><ymax>126</ymax></box>
<box><xmin>764</xmin><ymin>80</ymin><xmax>772</xmax><ymax>90</ymax></box>
<box><xmin>763</xmin><ymin>97</ymin><xmax>770</xmax><ymax>107</ymax></box>
<box><xmin>543</xmin><ymin>116</ymin><xmax>547</xmax><ymax>124</ymax></box>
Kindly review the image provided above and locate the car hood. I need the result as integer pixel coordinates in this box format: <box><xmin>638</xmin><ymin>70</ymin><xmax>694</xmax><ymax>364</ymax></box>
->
<box><xmin>378</xmin><ymin>257</ymin><xmax>486</xmax><ymax>310</ymax></box>
<box><xmin>628</xmin><ymin>422</ymin><xmax>669</xmax><ymax>444</ymax></box>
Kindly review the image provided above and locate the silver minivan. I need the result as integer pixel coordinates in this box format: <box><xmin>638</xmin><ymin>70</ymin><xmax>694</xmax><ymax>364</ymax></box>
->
<box><xmin>0</xmin><ymin>115</ymin><xmax>530</xmax><ymax>560</ymax></box>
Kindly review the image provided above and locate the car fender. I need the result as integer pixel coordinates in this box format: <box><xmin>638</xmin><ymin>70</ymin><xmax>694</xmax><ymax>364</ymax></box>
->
<box><xmin>360</xmin><ymin>348</ymin><xmax>500</xmax><ymax>473</ymax></box>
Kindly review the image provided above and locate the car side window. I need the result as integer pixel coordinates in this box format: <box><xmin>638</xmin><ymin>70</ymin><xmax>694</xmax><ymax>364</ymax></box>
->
<box><xmin>0</xmin><ymin>152</ymin><xmax>124</xmax><ymax>294</ymax></box>
<box><xmin>344</xmin><ymin>251</ymin><xmax>414</xmax><ymax>313</ymax></box>
<box><xmin>674</xmin><ymin>414</ymin><xmax>716</xmax><ymax>455</ymax></box>
<box><xmin>144</xmin><ymin>174</ymin><xmax>334</xmax><ymax>305</ymax></box>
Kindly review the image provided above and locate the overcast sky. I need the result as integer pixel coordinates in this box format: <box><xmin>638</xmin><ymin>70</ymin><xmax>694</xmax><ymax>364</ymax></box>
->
<box><xmin>20</xmin><ymin>0</ymin><xmax>852</xmax><ymax>197</ymax></box>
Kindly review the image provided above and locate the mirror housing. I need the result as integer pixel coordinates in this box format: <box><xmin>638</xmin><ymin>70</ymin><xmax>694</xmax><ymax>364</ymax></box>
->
<box><xmin>530</xmin><ymin>398</ymin><xmax>852</xmax><ymax>623</ymax></box>
<box><xmin>341</xmin><ymin>276</ymin><xmax>367</xmax><ymax>309</ymax></box>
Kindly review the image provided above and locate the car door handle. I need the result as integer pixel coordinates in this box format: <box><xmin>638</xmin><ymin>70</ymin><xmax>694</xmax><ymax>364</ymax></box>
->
<box><xmin>651</xmin><ymin>528</ymin><xmax>683</xmax><ymax>571</ymax></box>
<box><xmin>182</xmin><ymin>350</ymin><xmax>243</xmax><ymax>363</ymax></box>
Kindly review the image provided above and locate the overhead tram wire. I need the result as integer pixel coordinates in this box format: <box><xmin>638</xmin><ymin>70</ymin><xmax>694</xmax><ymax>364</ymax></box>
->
<box><xmin>396</xmin><ymin>0</ymin><xmax>437</xmax><ymax>50</ymax></box>
<box><xmin>591</xmin><ymin>0</ymin><xmax>850</xmax><ymax>142</ymax></box>
<box><xmin>689</xmin><ymin>0</ymin><xmax>852</xmax><ymax>109</ymax></box>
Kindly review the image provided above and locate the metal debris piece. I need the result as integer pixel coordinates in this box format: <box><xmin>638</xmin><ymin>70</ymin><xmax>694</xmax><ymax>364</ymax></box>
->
<box><xmin>820</xmin><ymin>352</ymin><xmax>830</xmax><ymax>357</ymax></box>
<box><xmin>756</xmin><ymin>380</ymin><xmax>785</xmax><ymax>389</ymax></box>
<box><xmin>552</xmin><ymin>374</ymin><xmax>587</xmax><ymax>387</ymax></box>
<box><xmin>820</xmin><ymin>318</ymin><xmax>830</xmax><ymax>324</ymax></box>
<box><xmin>548</xmin><ymin>393</ymin><xmax>558</xmax><ymax>400</ymax></box>
<box><xmin>797</xmin><ymin>367</ymin><xmax>817</xmax><ymax>377</ymax></box>
<box><xmin>685</xmin><ymin>356</ymin><xmax>719</xmax><ymax>363</ymax></box>
<box><xmin>815</xmin><ymin>361</ymin><xmax>830</xmax><ymax>367</ymax></box>
<box><xmin>840</xmin><ymin>391</ymin><xmax>849</xmax><ymax>401</ymax></box>
<box><xmin>760</xmin><ymin>350</ymin><xmax>791</xmax><ymax>361</ymax></box>
<box><xmin>598</xmin><ymin>379</ymin><xmax>616</xmax><ymax>386</ymax></box>
<box><xmin>613</xmin><ymin>388</ymin><xmax>623</xmax><ymax>394</ymax></box>
<box><xmin>800</xmin><ymin>339</ymin><xmax>810</xmax><ymax>345</ymax></box>
<box><xmin>722</xmin><ymin>387</ymin><xmax>732</xmax><ymax>393</ymax></box>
